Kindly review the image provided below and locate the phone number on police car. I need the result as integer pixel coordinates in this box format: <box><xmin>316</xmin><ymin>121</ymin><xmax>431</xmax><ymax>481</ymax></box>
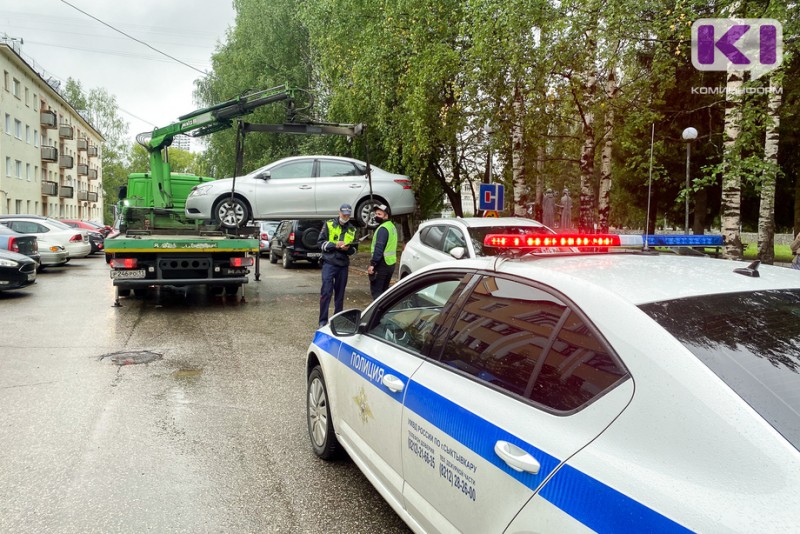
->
<box><xmin>408</xmin><ymin>435</ymin><xmax>436</xmax><ymax>469</ymax></box>
<box><xmin>439</xmin><ymin>463</ymin><xmax>477</xmax><ymax>501</ymax></box>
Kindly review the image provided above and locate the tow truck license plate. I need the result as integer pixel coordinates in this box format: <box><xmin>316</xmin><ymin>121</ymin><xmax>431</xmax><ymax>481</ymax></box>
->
<box><xmin>110</xmin><ymin>269</ymin><xmax>146</xmax><ymax>279</ymax></box>
<box><xmin>307</xmin><ymin>253</ymin><xmax>321</xmax><ymax>259</ymax></box>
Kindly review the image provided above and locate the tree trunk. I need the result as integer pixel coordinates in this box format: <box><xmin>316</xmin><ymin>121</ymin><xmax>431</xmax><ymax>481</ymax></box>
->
<box><xmin>721</xmin><ymin>68</ymin><xmax>744</xmax><ymax>260</ymax></box>
<box><xmin>535</xmin><ymin>144</ymin><xmax>545</xmax><ymax>221</ymax></box>
<box><xmin>511</xmin><ymin>83</ymin><xmax>527</xmax><ymax>216</ymax></box>
<box><xmin>757</xmin><ymin>73</ymin><xmax>781</xmax><ymax>264</ymax></box>
<box><xmin>598</xmin><ymin>68</ymin><xmax>617</xmax><ymax>233</ymax></box>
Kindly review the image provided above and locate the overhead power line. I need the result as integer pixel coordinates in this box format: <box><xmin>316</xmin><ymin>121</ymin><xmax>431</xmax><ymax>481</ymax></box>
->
<box><xmin>58</xmin><ymin>0</ymin><xmax>207</xmax><ymax>75</ymax></box>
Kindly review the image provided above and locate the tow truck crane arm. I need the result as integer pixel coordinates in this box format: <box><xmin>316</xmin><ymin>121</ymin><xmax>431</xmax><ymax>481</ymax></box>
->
<box><xmin>135</xmin><ymin>84</ymin><xmax>298</xmax><ymax>209</ymax></box>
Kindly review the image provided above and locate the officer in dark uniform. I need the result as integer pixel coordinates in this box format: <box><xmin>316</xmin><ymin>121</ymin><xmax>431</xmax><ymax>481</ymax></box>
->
<box><xmin>366</xmin><ymin>204</ymin><xmax>398</xmax><ymax>300</ymax></box>
<box><xmin>317</xmin><ymin>203</ymin><xmax>358</xmax><ymax>326</ymax></box>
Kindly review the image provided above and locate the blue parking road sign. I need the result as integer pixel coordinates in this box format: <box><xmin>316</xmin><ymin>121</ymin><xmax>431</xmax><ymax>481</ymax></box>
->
<box><xmin>479</xmin><ymin>183</ymin><xmax>504</xmax><ymax>211</ymax></box>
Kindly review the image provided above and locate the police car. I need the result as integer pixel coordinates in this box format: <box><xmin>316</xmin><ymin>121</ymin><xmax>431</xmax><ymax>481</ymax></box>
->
<box><xmin>305</xmin><ymin>233</ymin><xmax>800</xmax><ymax>533</ymax></box>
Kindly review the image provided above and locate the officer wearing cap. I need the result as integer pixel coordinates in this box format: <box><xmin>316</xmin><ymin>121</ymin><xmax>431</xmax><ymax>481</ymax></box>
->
<box><xmin>317</xmin><ymin>203</ymin><xmax>358</xmax><ymax>326</ymax></box>
<box><xmin>366</xmin><ymin>203</ymin><xmax>398</xmax><ymax>299</ymax></box>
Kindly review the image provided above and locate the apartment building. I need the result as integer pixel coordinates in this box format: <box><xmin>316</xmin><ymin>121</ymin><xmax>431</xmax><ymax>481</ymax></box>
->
<box><xmin>0</xmin><ymin>42</ymin><xmax>104</xmax><ymax>220</ymax></box>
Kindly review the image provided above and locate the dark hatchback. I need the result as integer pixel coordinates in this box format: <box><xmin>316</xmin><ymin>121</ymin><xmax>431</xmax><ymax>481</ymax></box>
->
<box><xmin>0</xmin><ymin>224</ymin><xmax>40</xmax><ymax>265</ymax></box>
<box><xmin>269</xmin><ymin>219</ymin><xmax>326</xmax><ymax>268</ymax></box>
<box><xmin>0</xmin><ymin>249</ymin><xmax>37</xmax><ymax>292</ymax></box>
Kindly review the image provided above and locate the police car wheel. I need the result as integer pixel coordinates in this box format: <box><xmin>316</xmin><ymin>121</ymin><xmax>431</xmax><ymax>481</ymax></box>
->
<box><xmin>307</xmin><ymin>366</ymin><xmax>341</xmax><ymax>460</ymax></box>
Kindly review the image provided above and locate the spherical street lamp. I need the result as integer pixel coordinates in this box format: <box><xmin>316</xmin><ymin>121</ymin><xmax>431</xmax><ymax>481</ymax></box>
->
<box><xmin>681</xmin><ymin>127</ymin><xmax>698</xmax><ymax>233</ymax></box>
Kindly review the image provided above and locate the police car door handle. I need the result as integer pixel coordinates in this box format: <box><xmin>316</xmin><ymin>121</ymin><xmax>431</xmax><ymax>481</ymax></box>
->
<box><xmin>348</xmin><ymin>184</ymin><xmax>361</xmax><ymax>188</ymax></box>
<box><xmin>494</xmin><ymin>441</ymin><xmax>540</xmax><ymax>474</ymax></box>
<box><xmin>382</xmin><ymin>374</ymin><xmax>405</xmax><ymax>393</ymax></box>
<box><xmin>299</xmin><ymin>185</ymin><xmax>313</xmax><ymax>190</ymax></box>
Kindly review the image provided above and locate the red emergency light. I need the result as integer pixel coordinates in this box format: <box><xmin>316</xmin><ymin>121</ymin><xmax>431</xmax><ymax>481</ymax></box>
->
<box><xmin>483</xmin><ymin>234</ymin><xmax>621</xmax><ymax>248</ymax></box>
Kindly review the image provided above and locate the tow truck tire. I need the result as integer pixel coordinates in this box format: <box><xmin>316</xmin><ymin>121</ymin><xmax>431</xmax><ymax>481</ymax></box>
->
<box><xmin>282</xmin><ymin>250</ymin><xmax>293</xmax><ymax>269</ymax></box>
<box><xmin>225</xmin><ymin>285</ymin><xmax>241</xmax><ymax>296</ymax></box>
<box><xmin>269</xmin><ymin>251</ymin><xmax>278</xmax><ymax>264</ymax></box>
<box><xmin>214</xmin><ymin>197</ymin><xmax>249</xmax><ymax>229</ymax></box>
<box><xmin>307</xmin><ymin>366</ymin><xmax>340</xmax><ymax>460</ymax></box>
<box><xmin>117</xmin><ymin>288</ymin><xmax>131</xmax><ymax>297</ymax></box>
<box><xmin>134</xmin><ymin>287</ymin><xmax>148</xmax><ymax>298</ymax></box>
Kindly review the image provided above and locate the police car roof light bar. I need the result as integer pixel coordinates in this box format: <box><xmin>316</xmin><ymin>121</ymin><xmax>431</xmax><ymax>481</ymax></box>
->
<box><xmin>484</xmin><ymin>234</ymin><xmax>622</xmax><ymax>249</ymax></box>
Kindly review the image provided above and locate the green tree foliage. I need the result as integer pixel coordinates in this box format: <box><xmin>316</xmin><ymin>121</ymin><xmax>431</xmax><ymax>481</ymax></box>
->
<box><xmin>195</xmin><ymin>0</ymin><xmax>799</xmax><ymax>235</ymax></box>
<box><xmin>61</xmin><ymin>78</ymin><xmax>130</xmax><ymax>223</ymax></box>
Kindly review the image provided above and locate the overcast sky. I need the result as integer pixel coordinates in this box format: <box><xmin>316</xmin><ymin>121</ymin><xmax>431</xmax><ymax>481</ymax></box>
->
<box><xmin>1</xmin><ymin>0</ymin><xmax>236</xmax><ymax>148</ymax></box>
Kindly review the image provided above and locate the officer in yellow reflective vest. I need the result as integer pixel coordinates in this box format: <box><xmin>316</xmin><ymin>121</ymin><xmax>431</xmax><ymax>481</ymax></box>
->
<box><xmin>316</xmin><ymin>203</ymin><xmax>358</xmax><ymax>326</ymax></box>
<box><xmin>366</xmin><ymin>203</ymin><xmax>398</xmax><ymax>299</ymax></box>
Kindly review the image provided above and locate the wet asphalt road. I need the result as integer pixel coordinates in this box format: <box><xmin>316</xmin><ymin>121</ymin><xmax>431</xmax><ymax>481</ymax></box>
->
<box><xmin>0</xmin><ymin>254</ymin><xmax>409</xmax><ymax>533</ymax></box>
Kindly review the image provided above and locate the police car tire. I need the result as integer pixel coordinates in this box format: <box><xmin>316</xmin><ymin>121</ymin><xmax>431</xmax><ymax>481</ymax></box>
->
<box><xmin>307</xmin><ymin>366</ymin><xmax>341</xmax><ymax>460</ymax></box>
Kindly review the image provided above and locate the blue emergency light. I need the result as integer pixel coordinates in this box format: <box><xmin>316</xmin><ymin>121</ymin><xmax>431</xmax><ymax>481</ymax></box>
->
<box><xmin>642</xmin><ymin>235</ymin><xmax>723</xmax><ymax>247</ymax></box>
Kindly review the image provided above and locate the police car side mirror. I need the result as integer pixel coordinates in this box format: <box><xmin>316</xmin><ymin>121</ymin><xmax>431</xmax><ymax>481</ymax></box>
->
<box><xmin>330</xmin><ymin>309</ymin><xmax>362</xmax><ymax>336</ymax></box>
<box><xmin>449</xmin><ymin>246</ymin><xmax>466</xmax><ymax>260</ymax></box>
<box><xmin>256</xmin><ymin>170</ymin><xmax>271</xmax><ymax>180</ymax></box>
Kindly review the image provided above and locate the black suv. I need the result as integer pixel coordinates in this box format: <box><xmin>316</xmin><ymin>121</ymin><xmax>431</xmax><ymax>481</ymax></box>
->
<box><xmin>269</xmin><ymin>219</ymin><xmax>326</xmax><ymax>268</ymax></box>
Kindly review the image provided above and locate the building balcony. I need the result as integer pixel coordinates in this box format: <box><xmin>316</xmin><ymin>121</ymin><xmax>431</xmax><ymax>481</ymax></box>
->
<box><xmin>41</xmin><ymin>145</ymin><xmax>58</xmax><ymax>162</ymax></box>
<box><xmin>59</xmin><ymin>186</ymin><xmax>74</xmax><ymax>199</ymax></box>
<box><xmin>77</xmin><ymin>164</ymin><xmax>88</xmax><ymax>176</ymax></box>
<box><xmin>59</xmin><ymin>124</ymin><xmax>74</xmax><ymax>139</ymax></box>
<box><xmin>41</xmin><ymin>181</ymin><xmax>58</xmax><ymax>196</ymax></box>
<box><xmin>40</xmin><ymin>109</ymin><xmax>57</xmax><ymax>129</ymax></box>
<box><xmin>59</xmin><ymin>155</ymin><xmax>74</xmax><ymax>169</ymax></box>
<box><xmin>77</xmin><ymin>138</ymin><xmax>88</xmax><ymax>151</ymax></box>
<box><xmin>88</xmin><ymin>192</ymin><xmax>98</xmax><ymax>202</ymax></box>
<box><xmin>88</xmin><ymin>168</ymin><xmax>98</xmax><ymax>180</ymax></box>
<box><xmin>77</xmin><ymin>190</ymin><xmax>89</xmax><ymax>201</ymax></box>
<box><xmin>88</xmin><ymin>146</ymin><xmax>99</xmax><ymax>158</ymax></box>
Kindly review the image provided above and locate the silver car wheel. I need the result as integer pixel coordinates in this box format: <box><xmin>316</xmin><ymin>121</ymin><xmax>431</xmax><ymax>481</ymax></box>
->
<box><xmin>215</xmin><ymin>198</ymin><xmax>247</xmax><ymax>228</ymax></box>
<box><xmin>308</xmin><ymin>376</ymin><xmax>328</xmax><ymax>447</ymax></box>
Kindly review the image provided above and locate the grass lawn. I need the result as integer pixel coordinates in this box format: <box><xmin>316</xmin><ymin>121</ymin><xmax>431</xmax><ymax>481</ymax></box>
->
<box><xmin>743</xmin><ymin>243</ymin><xmax>793</xmax><ymax>263</ymax></box>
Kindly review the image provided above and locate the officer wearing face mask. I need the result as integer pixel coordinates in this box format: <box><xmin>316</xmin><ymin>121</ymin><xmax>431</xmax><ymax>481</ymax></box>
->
<box><xmin>366</xmin><ymin>204</ymin><xmax>397</xmax><ymax>299</ymax></box>
<box><xmin>317</xmin><ymin>203</ymin><xmax>358</xmax><ymax>327</ymax></box>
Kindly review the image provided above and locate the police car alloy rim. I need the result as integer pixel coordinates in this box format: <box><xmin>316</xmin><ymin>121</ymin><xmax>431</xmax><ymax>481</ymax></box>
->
<box><xmin>308</xmin><ymin>374</ymin><xmax>329</xmax><ymax>447</ymax></box>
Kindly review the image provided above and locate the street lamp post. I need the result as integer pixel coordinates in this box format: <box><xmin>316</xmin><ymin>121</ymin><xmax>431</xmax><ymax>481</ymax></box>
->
<box><xmin>484</xmin><ymin>123</ymin><xmax>494</xmax><ymax>184</ymax></box>
<box><xmin>681</xmin><ymin>127</ymin><xmax>698</xmax><ymax>233</ymax></box>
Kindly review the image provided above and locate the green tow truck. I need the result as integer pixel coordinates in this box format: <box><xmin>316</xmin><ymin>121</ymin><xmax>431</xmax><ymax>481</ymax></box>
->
<box><xmin>106</xmin><ymin>84</ymin><xmax>299</xmax><ymax>305</ymax></box>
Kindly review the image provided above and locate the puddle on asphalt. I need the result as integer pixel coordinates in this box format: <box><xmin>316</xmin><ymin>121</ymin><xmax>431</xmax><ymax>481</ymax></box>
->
<box><xmin>100</xmin><ymin>350</ymin><xmax>164</xmax><ymax>366</ymax></box>
<box><xmin>173</xmin><ymin>368</ymin><xmax>203</xmax><ymax>380</ymax></box>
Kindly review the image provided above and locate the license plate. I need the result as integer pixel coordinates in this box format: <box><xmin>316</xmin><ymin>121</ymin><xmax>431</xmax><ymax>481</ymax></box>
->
<box><xmin>110</xmin><ymin>269</ymin><xmax>146</xmax><ymax>279</ymax></box>
<box><xmin>307</xmin><ymin>253</ymin><xmax>321</xmax><ymax>259</ymax></box>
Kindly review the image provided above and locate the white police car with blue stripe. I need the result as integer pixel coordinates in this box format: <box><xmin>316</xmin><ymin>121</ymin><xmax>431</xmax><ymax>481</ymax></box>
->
<box><xmin>306</xmin><ymin>233</ymin><xmax>800</xmax><ymax>533</ymax></box>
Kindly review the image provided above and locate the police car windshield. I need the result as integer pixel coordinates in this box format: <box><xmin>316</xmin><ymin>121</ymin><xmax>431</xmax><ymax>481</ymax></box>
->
<box><xmin>640</xmin><ymin>289</ymin><xmax>800</xmax><ymax>450</ymax></box>
<box><xmin>470</xmin><ymin>226</ymin><xmax>553</xmax><ymax>256</ymax></box>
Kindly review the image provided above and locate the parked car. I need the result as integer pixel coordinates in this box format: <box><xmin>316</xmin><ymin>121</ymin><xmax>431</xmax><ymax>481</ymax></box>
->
<box><xmin>185</xmin><ymin>155</ymin><xmax>415</xmax><ymax>229</ymax></box>
<box><xmin>258</xmin><ymin>220</ymin><xmax>281</xmax><ymax>255</ymax></box>
<box><xmin>269</xmin><ymin>219</ymin><xmax>326</xmax><ymax>268</ymax></box>
<box><xmin>0</xmin><ymin>224</ymin><xmax>40</xmax><ymax>266</ymax></box>
<box><xmin>0</xmin><ymin>215</ymin><xmax>91</xmax><ymax>258</ymax></box>
<box><xmin>59</xmin><ymin>220</ymin><xmax>107</xmax><ymax>253</ymax></box>
<box><xmin>398</xmin><ymin>217</ymin><xmax>556</xmax><ymax>277</ymax></box>
<box><xmin>59</xmin><ymin>219</ymin><xmax>113</xmax><ymax>237</ymax></box>
<box><xmin>0</xmin><ymin>248</ymin><xmax>37</xmax><ymax>292</ymax></box>
<box><xmin>306</xmin><ymin>234</ymin><xmax>800</xmax><ymax>533</ymax></box>
<box><xmin>36</xmin><ymin>238</ymin><xmax>69</xmax><ymax>270</ymax></box>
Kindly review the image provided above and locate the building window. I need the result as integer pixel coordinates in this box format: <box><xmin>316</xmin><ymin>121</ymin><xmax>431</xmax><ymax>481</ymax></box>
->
<box><xmin>15</xmin><ymin>200</ymin><xmax>22</xmax><ymax>214</ymax></box>
<box><xmin>34</xmin><ymin>129</ymin><xmax>39</xmax><ymax>147</ymax></box>
<box><xmin>14</xmin><ymin>119</ymin><xmax>22</xmax><ymax>139</ymax></box>
<box><xmin>3</xmin><ymin>71</ymin><xmax>8</xmax><ymax>91</ymax></box>
<box><xmin>4</xmin><ymin>113</ymin><xmax>9</xmax><ymax>134</ymax></box>
<box><xmin>35</xmin><ymin>166</ymin><xmax>39</xmax><ymax>182</ymax></box>
<box><xmin>12</xmin><ymin>78</ymin><xmax>21</xmax><ymax>98</ymax></box>
<box><xmin>26</xmin><ymin>125</ymin><xmax>30</xmax><ymax>144</ymax></box>
<box><xmin>26</xmin><ymin>163</ymin><xmax>31</xmax><ymax>181</ymax></box>
<box><xmin>25</xmin><ymin>87</ymin><xmax>30</xmax><ymax>106</ymax></box>
<box><xmin>5</xmin><ymin>157</ymin><xmax>11</xmax><ymax>177</ymax></box>
<box><xmin>33</xmin><ymin>95</ymin><xmax>38</xmax><ymax>111</ymax></box>
<box><xmin>15</xmin><ymin>160</ymin><xmax>22</xmax><ymax>178</ymax></box>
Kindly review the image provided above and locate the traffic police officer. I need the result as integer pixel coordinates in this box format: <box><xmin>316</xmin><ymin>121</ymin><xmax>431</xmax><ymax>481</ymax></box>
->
<box><xmin>317</xmin><ymin>203</ymin><xmax>358</xmax><ymax>326</ymax></box>
<box><xmin>366</xmin><ymin>203</ymin><xmax>397</xmax><ymax>299</ymax></box>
